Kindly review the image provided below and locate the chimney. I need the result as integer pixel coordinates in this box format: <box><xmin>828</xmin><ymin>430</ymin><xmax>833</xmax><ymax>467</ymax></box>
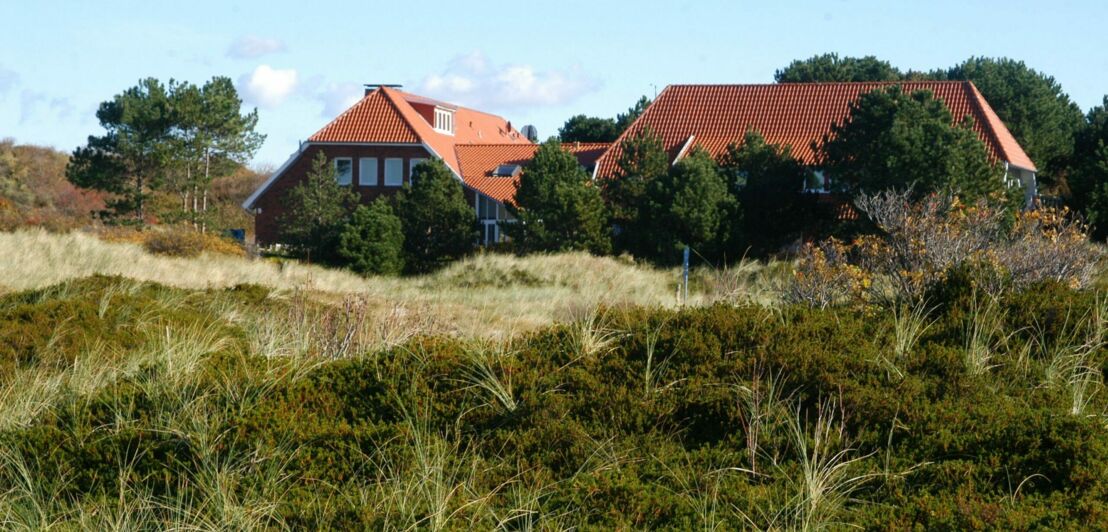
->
<box><xmin>363</xmin><ymin>83</ymin><xmax>403</xmax><ymax>96</ymax></box>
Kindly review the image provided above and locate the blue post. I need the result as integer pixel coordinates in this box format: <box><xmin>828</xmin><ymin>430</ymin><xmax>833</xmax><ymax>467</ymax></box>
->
<box><xmin>682</xmin><ymin>246</ymin><xmax>690</xmax><ymax>304</ymax></box>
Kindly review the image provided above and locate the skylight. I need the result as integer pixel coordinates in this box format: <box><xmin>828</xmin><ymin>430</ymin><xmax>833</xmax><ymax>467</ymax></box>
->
<box><xmin>493</xmin><ymin>164</ymin><xmax>522</xmax><ymax>177</ymax></box>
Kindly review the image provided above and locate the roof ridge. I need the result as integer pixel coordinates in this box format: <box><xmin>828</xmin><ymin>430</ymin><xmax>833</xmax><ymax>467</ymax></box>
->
<box><xmin>962</xmin><ymin>80</ymin><xmax>1036</xmax><ymax>171</ymax></box>
<box><xmin>667</xmin><ymin>81</ymin><xmax>968</xmax><ymax>88</ymax></box>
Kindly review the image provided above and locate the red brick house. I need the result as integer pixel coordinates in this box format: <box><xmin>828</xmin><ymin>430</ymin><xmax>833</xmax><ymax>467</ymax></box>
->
<box><xmin>593</xmin><ymin>81</ymin><xmax>1038</xmax><ymax>205</ymax></box>
<box><xmin>242</xmin><ymin>86</ymin><xmax>533</xmax><ymax>244</ymax></box>
<box><xmin>246</xmin><ymin>81</ymin><xmax>1038</xmax><ymax>247</ymax></box>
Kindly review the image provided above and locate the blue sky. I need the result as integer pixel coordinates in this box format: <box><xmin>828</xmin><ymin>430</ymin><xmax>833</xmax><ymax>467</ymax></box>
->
<box><xmin>2</xmin><ymin>0</ymin><xmax>1106</xmax><ymax>167</ymax></box>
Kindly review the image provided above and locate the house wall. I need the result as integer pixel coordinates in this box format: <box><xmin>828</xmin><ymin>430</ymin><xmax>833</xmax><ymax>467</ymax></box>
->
<box><xmin>253</xmin><ymin>143</ymin><xmax>433</xmax><ymax>245</ymax></box>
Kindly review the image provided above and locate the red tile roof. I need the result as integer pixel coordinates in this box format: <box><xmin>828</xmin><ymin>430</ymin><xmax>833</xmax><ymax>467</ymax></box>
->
<box><xmin>308</xmin><ymin>87</ymin><xmax>531</xmax><ymax>176</ymax></box>
<box><xmin>308</xmin><ymin>88</ymin><xmax>419</xmax><ymax>143</ymax></box>
<box><xmin>595</xmin><ymin>81</ymin><xmax>1036</xmax><ymax>179</ymax></box>
<box><xmin>456</xmin><ymin>143</ymin><xmax>610</xmax><ymax>203</ymax></box>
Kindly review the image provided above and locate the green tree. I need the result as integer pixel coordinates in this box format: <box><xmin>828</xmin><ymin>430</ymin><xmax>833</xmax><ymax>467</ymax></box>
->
<box><xmin>819</xmin><ymin>86</ymin><xmax>1003</xmax><ymax>201</ymax></box>
<box><xmin>395</xmin><ymin>159</ymin><xmax>476</xmax><ymax>273</ymax></box>
<box><xmin>614</xmin><ymin>96</ymin><xmax>652</xmax><ymax>132</ymax></box>
<box><xmin>338</xmin><ymin>199</ymin><xmax>405</xmax><ymax>275</ymax></box>
<box><xmin>278</xmin><ymin>151</ymin><xmax>357</xmax><ymax>263</ymax></box>
<box><xmin>938</xmin><ymin>57</ymin><xmax>1085</xmax><ymax>189</ymax></box>
<box><xmin>558</xmin><ymin>96</ymin><xmax>651</xmax><ymax>143</ymax></box>
<box><xmin>558</xmin><ymin>115</ymin><xmax>619</xmax><ymax>143</ymax></box>
<box><xmin>721</xmin><ymin>129</ymin><xmax>813</xmax><ymax>255</ymax></box>
<box><xmin>1070</xmin><ymin>97</ymin><xmax>1108</xmax><ymax>240</ymax></box>
<box><xmin>602</xmin><ymin>128</ymin><xmax>669</xmax><ymax>257</ymax></box>
<box><xmin>775</xmin><ymin>53</ymin><xmax>903</xmax><ymax>83</ymax></box>
<box><xmin>67</xmin><ymin>78</ymin><xmax>175</xmax><ymax>224</ymax></box>
<box><xmin>645</xmin><ymin>148</ymin><xmax>736</xmax><ymax>263</ymax></box>
<box><xmin>168</xmin><ymin>77</ymin><xmax>264</xmax><ymax>230</ymax></box>
<box><xmin>506</xmin><ymin>140</ymin><xmax>611</xmax><ymax>254</ymax></box>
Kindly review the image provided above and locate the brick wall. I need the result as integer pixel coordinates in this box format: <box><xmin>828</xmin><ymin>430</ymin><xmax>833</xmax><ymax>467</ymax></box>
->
<box><xmin>253</xmin><ymin>143</ymin><xmax>434</xmax><ymax>245</ymax></box>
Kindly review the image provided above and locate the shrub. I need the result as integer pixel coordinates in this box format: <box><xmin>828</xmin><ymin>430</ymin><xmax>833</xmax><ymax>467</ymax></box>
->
<box><xmin>789</xmin><ymin>190</ymin><xmax>1102</xmax><ymax>305</ymax></box>
<box><xmin>5</xmin><ymin>274</ymin><xmax>1108</xmax><ymax>528</ymax></box>
<box><xmin>142</xmin><ymin>227</ymin><xmax>245</xmax><ymax>257</ymax></box>
<box><xmin>337</xmin><ymin>199</ymin><xmax>404</xmax><ymax>276</ymax></box>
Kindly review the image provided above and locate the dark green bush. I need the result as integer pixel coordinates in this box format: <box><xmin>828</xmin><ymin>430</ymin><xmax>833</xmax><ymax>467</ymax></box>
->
<box><xmin>3</xmin><ymin>276</ymin><xmax>1108</xmax><ymax>528</ymax></box>
<box><xmin>337</xmin><ymin>199</ymin><xmax>404</xmax><ymax>276</ymax></box>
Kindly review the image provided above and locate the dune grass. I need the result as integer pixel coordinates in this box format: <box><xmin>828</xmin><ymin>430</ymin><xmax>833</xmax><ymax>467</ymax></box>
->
<box><xmin>0</xmin><ymin>228</ymin><xmax>691</xmax><ymax>338</ymax></box>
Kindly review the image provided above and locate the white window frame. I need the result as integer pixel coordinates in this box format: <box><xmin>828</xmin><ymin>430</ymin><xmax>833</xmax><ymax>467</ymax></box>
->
<box><xmin>358</xmin><ymin>157</ymin><xmax>378</xmax><ymax>186</ymax></box>
<box><xmin>384</xmin><ymin>158</ymin><xmax>403</xmax><ymax>187</ymax></box>
<box><xmin>409</xmin><ymin>158</ymin><xmax>428</xmax><ymax>178</ymax></box>
<box><xmin>433</xmin><ymin>107</ymin><xmax>454</xmax><ymax>135</ymax></box>
<box><xmin>333</xmin><ymin>157</ymin><xmax>352</xmax><ymax>186</ymax></box>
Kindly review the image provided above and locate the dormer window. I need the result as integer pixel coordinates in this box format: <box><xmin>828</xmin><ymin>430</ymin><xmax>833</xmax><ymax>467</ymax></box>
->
<box><xmin>434</xmin><ymin>107</ymin><xmax>454</xmax><ymax>134</ymax></box>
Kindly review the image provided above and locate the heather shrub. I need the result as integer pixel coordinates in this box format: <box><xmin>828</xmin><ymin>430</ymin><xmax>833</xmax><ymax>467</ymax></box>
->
<box><xmin>1</xmin><ymin>275</ymin><xmax>1108</xmax><ymax>528</ymax></box>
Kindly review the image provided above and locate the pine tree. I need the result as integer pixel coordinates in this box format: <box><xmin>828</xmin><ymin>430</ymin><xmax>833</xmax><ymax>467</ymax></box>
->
<box><xmin>338</xmin><ymin>198</ymin><xmax>405</xmax><ymax>275</ymax></box>
<box><xmin>66</xmin><ymin>78</ymin><xmax>175</xmax><ymax>224</ymax></box>
<box><xmin>819</xmin><ymin>86</ymin><xmax>1003</xmax><ymax>202</ymax></box>
<box><xmin>720</xmin><ymin>129</ymin><xmax>813</xmax><ymax>255</ymax></box>
<box><xmin>395</xmin><ymin>159</ymin><xmax>476</xmax><ymax>273</ymax></box>
<box><xmin>278</xmin><ymin>151</ymin><xmax>357</xmax><ymax>263</ymax></box>
<box><xmin>645</xmin><ymin>148</ymin><xmax>736</xmax><ymax>263</ymax></box>
<box><xmin>603</xmin><ymin>128</ymin><xmax>668</xmax><ymax>257</ymax></box>
<box><xmin>1070</xmin><ymin>97</ymin><xmax>1108</xmax><ymax>240</ymax></box>
<box><xmin>506</xmin><ymin>140</ymin><xmax>610</xmax><ymax>254</ymax></box>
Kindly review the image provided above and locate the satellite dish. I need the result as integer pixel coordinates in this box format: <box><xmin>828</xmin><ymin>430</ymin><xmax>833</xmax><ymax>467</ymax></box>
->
<box><xmin>521</xmin><ymin>124</ymin><xmax>539</xmax><ymax>142</ymax></box>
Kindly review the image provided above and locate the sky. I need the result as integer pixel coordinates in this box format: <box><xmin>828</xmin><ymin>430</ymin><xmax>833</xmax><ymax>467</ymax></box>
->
<box><xmin>2</xmin><ymin>0</ymin><xmax>1107</xmax><ymax>167</ymax></box>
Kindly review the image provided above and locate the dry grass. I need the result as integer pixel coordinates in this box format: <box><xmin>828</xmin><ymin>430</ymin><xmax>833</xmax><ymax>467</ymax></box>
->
<box><xmin>0</xmin><ymin>228</ymin><xmax>685</xmax><ymax>339</ymax></box>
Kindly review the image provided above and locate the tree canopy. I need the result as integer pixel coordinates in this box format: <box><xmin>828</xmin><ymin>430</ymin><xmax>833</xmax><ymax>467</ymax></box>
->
<box><xmin>278</xmin><ymin>151</ymin><xmax>357</xmax><ymax>263</ymax></box>
<box><xmin>66</xmin><ymin>77</ymin><xmax>263</xmax><ymax>226</ymax></box>
<box><xmin>506</xmin><ymin>140</ymin><xmax>610</xmax><ymax>254</ymax></box>
<box><xmin>819</xmin><ymin>86</ymin><xmax>1003</xmax><ymax>201</ymax></box>
<box><xmin>1069</xmin><ymin>97</ymin><xmax>1108</xmax><ymax>239</ymax></box>
<box><xmin>602</xmin><ymin>128</ymin><xmax>669</xmax><ymax>257</ymax></box>
<box><xmin>338</xmin><ymin>198</ymin><xmax>405</xmax><ymax>276</ymax></box>
<box><xmin>936</xmin><ymin>57</ymin><xmax>1085</xmax><ymax>188</ymax></box>
<box><xmin>166</xmin><ymin>77</ymin><xmax>264</xmax><ymax>228</ymax></box>
<box><xmin>67</xmin><ymin>78</ymin><xmax>175</xmax><ymax>223</ymax></box>
<box><xmin>558</xmin><ymin>96</ymin><xmax>651</xmax><ymax>143</ymax></box>
<box><xmin>395</xmin><ymin>159</ymin><xmax>477</xmax><ymax>273</ymax></box>
<box><xmin>644</xmin><ymin>148</ymin><xmax>736</xmax><ymax>263</ymax></box>
<box><xmin>721</xmin><ymin>130</ymin><xmax>814</xmax><ymax>254</ymax></box>
<box><xmin>774</xmin><ymin>53</ymin><xmax>904</xmax><ymax>83</ymax></box>
<box><xmin>557</xmin><ymin>115</ymin><xmax>619</xmax><ymax>143</ymax></box>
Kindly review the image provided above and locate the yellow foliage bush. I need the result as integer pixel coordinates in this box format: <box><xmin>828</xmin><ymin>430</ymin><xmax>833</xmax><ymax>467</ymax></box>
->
<box><xmin>142</xmin><ymin>227</ymin><xmax>245</xmax><ymax>258</ymax></box>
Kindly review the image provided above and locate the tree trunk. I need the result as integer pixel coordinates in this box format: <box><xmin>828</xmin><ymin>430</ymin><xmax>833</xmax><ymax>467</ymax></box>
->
<box><xmin>202</xmin><ymin>150</ymin><xmax>211</xmax><ymax>233</ymax></box>
<box><xmin>136</xmin><ymin>173</ymin><xmax>144</xmax><ymax>226</ymax></box>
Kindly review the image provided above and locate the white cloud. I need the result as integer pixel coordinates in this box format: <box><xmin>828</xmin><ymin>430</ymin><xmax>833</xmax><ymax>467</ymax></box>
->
<box><xmin>318</xmin><ymin>82</ymin><xmax>364</xmax><ymax>117</ymax></box>
<box><xmin>0</xmin><ymin>65</ymin><xmax>17</xmax><ymax>94</ymax></box>
<box><xmin>238</xmin><ymin>65</ymin><xmax>298</xmax><ymax>108</ymax></box>
<box><xmin>19</xmin><ymin>90</ymin><xmax>74</xmax><ymax>124</ymax></box>
<box><xmin>416</xmin><ymin>51</ymin><xmax>597</xmax><ymax>110</ymax></box>
<box><xmin>227</xmin><ymin>35</ymin><xmax>287</xmax><ymax>59</ymax></box>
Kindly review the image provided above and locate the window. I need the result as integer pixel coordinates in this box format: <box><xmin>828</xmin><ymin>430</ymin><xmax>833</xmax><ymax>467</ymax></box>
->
<box><xmin>434</xmin><ymin>108</ymin><xmax>454</xmax><ymax>134</ymax></box>
<box><xmin>384</xmin><ymin>158</ymin><xmax>403</xmax><ymax>186</ymax></box>
<box><xmin>409</xmin><ymin>158</ymin><xmax>428</xmax><ymax>178</ymax></box>
<box><xmin>478</xmin><ymin>195</ymin><xmax>500</xmax><ymax>220</ymax></box>
<box><xmin>493</xmin><ymin>164</ymin><xmax>521</xmax><ymax>177</ymax></box>
<box><xmin>333</xmin><ymin>158</ymin><xmax>352</xmax><ymax>186</ymax></box>
<box><xmin>359</xmin><ymin>157</ymin><xmax>377</xmax><ymax>186</ymax></box>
